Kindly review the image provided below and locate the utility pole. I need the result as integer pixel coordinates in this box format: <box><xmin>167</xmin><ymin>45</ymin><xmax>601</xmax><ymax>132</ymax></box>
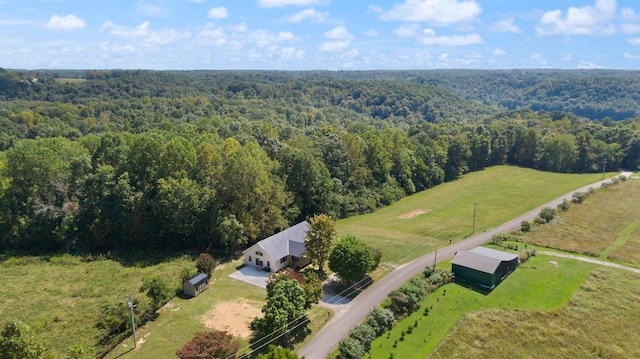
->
<box><xmin>433</xmin><ymin>249</ymin><xmax>437</xmax><ymax>269</ymax></box>
<box><xmin>602</xmin><ymin>158</ymin><xmax>607</xmax><ymax>180</ymax></box>
<box><xmin>127</xmin><ymin>294</ymin><xmax>137</xmax><ymax>348</ymax></box>
<box><xmin>472</xmin><ymin>200</ymin><xmax>477</xmax><ymax>234</ymax></box>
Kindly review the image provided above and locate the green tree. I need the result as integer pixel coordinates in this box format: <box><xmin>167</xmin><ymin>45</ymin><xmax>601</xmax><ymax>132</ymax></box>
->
<box><xmin>302</xmin><ymin>270</ymin><xmax>324</xmax><ymax>308</ymax></box>
<box><xmin>0</xmin><ymin>320</ymin><xmax>46</xmax><ymax>359</ymax></box>
<box><xmin>195</xmin><ymin>253</ymin><xmax>217</xmax><ymax>277</ymax></box>
<box><xmin>140</xmin><ymin>276</ymin><xmax>173</xmax><ymax>310</ymax></box>
<box><xmin>328</xmin><ymin>235</ymin><xmax>376</xmax><ymax>283</ymax></box>
<box><xmin>217</xmin><ymin>214</ymin><xmax>247</xmax><ymax>253</ymax></box>
<box><xmin>536</xmin><ymin>133</ymin><xmax>578</xmax><ymax>172</ymax></box>
<box><xmin>176</xmin><ymin>331</ymin><xmax>239</xmax><ymax>359</ymax></box>
<box><xmin>65</xmin><ymin>344</ymin><xmax>95</xmax><ymax>359</ymax></box>
<box><xmin>251</xmin><ymin>279</ymin><xmax>306</xmax><ymax>337</ymax></box>
<box><xmin>304</xmin><ymin>213</ymin><xmax>337</xmax><ymax>272</ymax></box>
<box><xmin>256</xmin><ymin>345</ymin><xmax>299</xmax><ymax>359</ymax></box>
<box><xmin>337</xmin><ymin>336</ymin><xmax>365</xmax><ymax>359</ymax></box>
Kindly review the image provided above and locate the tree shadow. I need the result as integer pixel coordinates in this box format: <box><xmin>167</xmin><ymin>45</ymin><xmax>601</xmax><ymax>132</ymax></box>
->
<box><xmin>248</xmin><ymin>317</ymin><xmax>311</xmax><ymax>354</ymax></box>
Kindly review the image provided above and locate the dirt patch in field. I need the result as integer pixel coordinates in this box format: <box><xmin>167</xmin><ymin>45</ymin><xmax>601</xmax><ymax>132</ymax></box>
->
<box><xmin>398</xmin><ymin>209</ymin><xmax>430</xmax><ymax>219</ymax></box>
<box><xmin>201</xmin><ymin>301</ymin><xmax>262</xmax><ymax>339</ymax></box>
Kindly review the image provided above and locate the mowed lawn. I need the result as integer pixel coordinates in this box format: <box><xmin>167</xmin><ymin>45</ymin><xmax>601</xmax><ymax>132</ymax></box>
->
<box><xmin>105</xmin><ymin>259</ymin><xmax>334</xmax><ymax>359</ymax></box>
<box><xmin>428</xmin><ymin>265</ymin><xmax>640</xmax><ymax>358</ymax></box>
<box><xmin>368</xmin><ymin>253</ymin><xmax>596</xmax><ymax>358</ymax></box>
<box><xmin>337</xmin><ymin>166</ymin><xmax>607</xmax><ymax>264</ymax></box>
<box><xmin>524</xmin><ymin>179</ymin><xmax>640</xmax><ymax>262</ymax></box>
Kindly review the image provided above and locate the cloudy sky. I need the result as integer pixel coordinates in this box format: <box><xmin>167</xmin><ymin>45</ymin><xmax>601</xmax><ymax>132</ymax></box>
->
<box><xmin>3</xmin><ymin>0</ymin><xmax>640</xmax><ymax>70</ymax></box>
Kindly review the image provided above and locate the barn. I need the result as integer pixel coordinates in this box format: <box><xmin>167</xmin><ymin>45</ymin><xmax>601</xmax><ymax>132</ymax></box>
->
<box><xmin>451</xmin><ymin>247</ymin><xmax>519</xmax><ymax>289</ymax></box>
<box><xmin>183</xmin><ymin>272</ymin><xmax>209</xmax><ymax>297</ymax></box>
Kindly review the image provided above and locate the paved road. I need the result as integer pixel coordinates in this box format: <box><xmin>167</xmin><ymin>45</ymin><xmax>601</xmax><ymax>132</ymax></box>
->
<box><xmin>298</xmin><ymin>172</ymin><xmax>631</xmax><ymax>359</ymax></box>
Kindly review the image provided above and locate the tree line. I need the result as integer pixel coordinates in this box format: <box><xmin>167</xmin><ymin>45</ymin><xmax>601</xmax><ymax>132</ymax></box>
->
<box><xmin>0</xmin><ymin>70</ymin><xmax>639</xmax><ymax>254</ymax></box>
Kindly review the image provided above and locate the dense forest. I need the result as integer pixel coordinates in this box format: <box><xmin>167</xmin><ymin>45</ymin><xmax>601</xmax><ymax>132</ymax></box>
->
<box><xmin>0</xmin><ymin>68</ymin><xmax>639</xmax><ymax>255</ymax></box>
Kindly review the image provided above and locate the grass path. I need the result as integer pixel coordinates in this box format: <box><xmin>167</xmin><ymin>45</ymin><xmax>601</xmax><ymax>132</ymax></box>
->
<box><xmin>541</xmin><ymin>250</ymin><xmax>640</xmax><ymax>274</ymax></box>
<box><xmin>600</xmin><ymin>220</ymin><xmax>640</xmax><ymax>260</ymax></box>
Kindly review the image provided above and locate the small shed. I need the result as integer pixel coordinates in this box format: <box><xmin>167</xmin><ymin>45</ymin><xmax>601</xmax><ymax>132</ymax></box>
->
<box><xmin>183</xmin><ymin>272</ymin><xmax>209</xmax><ymax>297</ymax></box>
<box><xmin>451</xmin><ymin>247</ymin><xmax>519</xmax><ymax>289</ymax></box>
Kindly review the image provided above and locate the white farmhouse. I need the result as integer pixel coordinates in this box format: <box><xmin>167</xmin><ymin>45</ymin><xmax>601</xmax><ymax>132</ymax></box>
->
<box><xmin>242</xmin><ymin>221</ymin><xmax>310</xmax><ymax>272</ymax></box>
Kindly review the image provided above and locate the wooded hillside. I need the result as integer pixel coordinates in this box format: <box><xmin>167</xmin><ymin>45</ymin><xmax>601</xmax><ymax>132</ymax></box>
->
<box><xmin>0</xmin><ymin>69</ymin><xmax>638</xmax><ymax>255</ymax></box>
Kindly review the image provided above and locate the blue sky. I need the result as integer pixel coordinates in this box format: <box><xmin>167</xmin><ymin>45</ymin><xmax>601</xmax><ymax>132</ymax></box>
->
<box><xmin>3</xmin><ymin>0</ymin><xmax>640</xmax><ymax>70</ymax></box>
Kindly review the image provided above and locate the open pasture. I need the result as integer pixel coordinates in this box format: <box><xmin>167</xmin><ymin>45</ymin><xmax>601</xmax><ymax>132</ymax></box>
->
<box><xmin>337</xmin><ymin>166</ymin><xmax>607</xmax><ymax>264</ymax></box>
<box><xmin>523</xmin><ymin>179</ymin><xmax>640</xmax><ymax>264</ymax></box>
<box><xmin>368</xmin><ymin>253</ymin><xmax>595</xmax><ymax>358</ymax></box>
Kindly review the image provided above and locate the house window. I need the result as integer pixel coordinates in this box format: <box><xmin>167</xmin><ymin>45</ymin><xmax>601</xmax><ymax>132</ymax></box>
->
<box><xmin>280</xmin><ymin>256</ymin><xmax>287</xmax><ymax>264</ymax></box>
<box><xmin>267</xmin><ymin>261</ymin><xmax>270</xmax><ymax>268</ymax></box>
<box><xmin>255</xmin><ymin>251</ymin><xmax>263</xmax><ymax>256</ymax></box>
<box><xmin>249</xmin><ymin>256</ymin><xmax>252</xmax><ymax>262</ymax></box>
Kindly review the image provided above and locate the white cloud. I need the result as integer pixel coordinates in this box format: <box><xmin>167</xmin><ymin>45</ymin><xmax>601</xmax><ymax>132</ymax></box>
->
<box><xmin>144</xmin><ymin>29</ymin><xmax>192</xmax><ymax>46</ymax></box>
<box><xmin>0</xmin><ymin>20</ymin><xmax>38</xmax><ymax>26</ymax></box>
<box><xmin>621</xmin><ymin>24</ymin><xmax>640</xmax><ymax>34</ymax></box>
<box><xmin>393</xmin><ymin>24</ymin><xmax>421</xmax><ymax>37</ymax></box>
<box><xmin>439</xmin><ymin>53</ymin><xmax>448</xmax><ymax>61</ymax></box>
<box><xmin>208</xmin><ymin>7</ymin><xmax>229</xmax><ymax>19</ymax></box>
<box><xmin>319</xmin><ymin>40</ymin><xmax>350</xmax><ymax>51</ymax></box>
<box><xmin>380</xmin><ymin>0</ymin><xmax>482</xmax><ymax>26</ymax></box>
<box><xmin>620</xmin><ymin>7</ymin><xmax>639</xmax><ymax>21</ymax></box>
<box><xmin>419</xmin><ymin>29</ymin><xmax>483</xmax><ymax>46</ymax></box>
<box><xmin>492</xmin><ymin>18</ymin><xmax>520</xmax><ymax>33</ymax></box>
<box><xmin>101</xmin><ymin>21</ymin><xmax>150</xmax><ymax>37</ymax></box>
<box><xmin>45</xmin><ymin>14</ymin><xmax>86</xmax><ymax>30</ymax></box>
<box><xmin>190</xmin><ymin>0</ymin><xmax>205</xmax><ymax>3</ymax></box>
<box><xmin>530</xmin><ymin>53</ymin><xmax>547</xmax><ymax>65</ymax></box>
<box><xmin>493</xmin><ymin>48</ymin><xmax>505</xmax><ymax>56</ymax></box>
<box><xmin>624</xmin><ymin>52</ymin><xmax>640</xmax><ymax>58</ymax></box>
<box><xmin>628</xmin><ymin>37</ymin><xmax>640</xmax><ymax>45</ymax></box>
<box><xmin>561</xmin><ymin>54</ymin><xmax>573</xmax><ymax>61</ymax></box>
<box><xmin>324</xmin><ymin>26</ymin><xmax>353</xmax><ymax>40</ymax></box>
<box><xmin>280</xmin><ymin>46</ymin><xmax>305</xmax><ymax>59</ymax></box>
<box><xmin>365</xmin><ymin>28</ymin><xmax>379</xmax><ymax>37</ymax></box>
<box><xmin>257</xmin><ymin>0</ymin><xmax>326</xmax><ymax>8</ymax></box>
<box><xmin>577</xmin><ymin>60</ymin><xmax>601</xmax><ymax>69</ymax></box>
<box><xmin>138</xmin><ymin>3</ymin><xmax>171</xmax><ymax>18</ymax></box>
<box><xmin>286</xmin><ymin>8</ymin><xmax>329</xmax><ymax>23</ymax></box>
<box><xmin>537</xmin><ymin>0</ymin><xmax>617</xmax><ymax>36</ymax></box>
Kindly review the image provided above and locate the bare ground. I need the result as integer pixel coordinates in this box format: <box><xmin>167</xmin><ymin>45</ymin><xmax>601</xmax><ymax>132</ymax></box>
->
<box><xmin>200</xmin><ymin>301</ymin><xmax>262</xmax><ymax>339</ymax></box>
<box><xmin>397</xmin><ymin>209</ymin><xmax>430</xmax><ymax>219</ymax></box>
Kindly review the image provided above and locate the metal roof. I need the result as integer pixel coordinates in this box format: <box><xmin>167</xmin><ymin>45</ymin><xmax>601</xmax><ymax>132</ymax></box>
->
<box><xmin>187</xmin><ymin>272</ymin><xmax>209</xmax><ymax>286</ymax></box>
<box><xmin>248</xmin><ymin>221</ymin><xmax>308</xmax><ymax>260</ymax></box>
<box><xmin>468</xmin><ymin>246</ymin><xmax>519</xmax><ymax>261</ymax></box>
<box><xmin>452</xmin><ymin>247</ymin><xmax>518</xmax><ymax>274</ymax></box>
<box><xmin>452</xmin><ymin>251</ymin><xmax>502</xmax><ymax>274</ymax></box>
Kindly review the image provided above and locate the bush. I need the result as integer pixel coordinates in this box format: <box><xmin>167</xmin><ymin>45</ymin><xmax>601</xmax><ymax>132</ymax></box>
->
<box><xmin>520</xmin><ymin>220</ymin><xmax>532</xmax><ymax>233</ymax></box>
<box><xmin>348</xmin><ymin>324</ymin><xmax>376</xmax><ymax>351</ymax></box>
<box><xmin>176</xmin><ymin>331</ymin><xmax>239</xmax><ymax>359</ymax></box>
<box><xmin>389</xmin><ymin>277</ymin><xmax>426</xmax><ymax>316</ymax></box>
<box><xmin>557</xmin><ymin>199</ymin><xmax>571</xmax><ymax>211</ymax></box>
<box><xmin>196</xmin><ymin>253</ymin><xmax>217</xmax><ymax>277</ymax></box>
<box><xmin>337</xmin><ymin>336</ymin><xmax>366</xmax><ymax>359</ymax></box>
<box><xmin>572</xmin><ymin>191</ymin><xmax>589</xmax><ymax>204</ymax></box>
<box><xmin>537</xmin><ymin>207</ymin><xmax>555</xmax><ymax>223</ymax></box>
<box><xmin>618</xmin><ymin>175</ymin><xmax>628</xmax><ymax>182</ymax></box>
<box><xmin>364</xmin><ymin>307</ymin><xmax>395</xmax><ymax>336</ymax></box>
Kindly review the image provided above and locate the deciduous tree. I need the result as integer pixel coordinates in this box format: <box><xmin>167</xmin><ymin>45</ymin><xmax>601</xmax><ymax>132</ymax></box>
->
<box><xmin>176</xmin><ymin>330</ymin><xmax>239</xmax><ymax>359</ymax></box>
<box><xmin>304</xmin><ymin>214</ymin><xmax>336</xmax><ymax>272</ymax></box>
<box><xmin>328</xmin><ymin>235</ymin><xmax>376</xmax><ymax>283</ymax></box>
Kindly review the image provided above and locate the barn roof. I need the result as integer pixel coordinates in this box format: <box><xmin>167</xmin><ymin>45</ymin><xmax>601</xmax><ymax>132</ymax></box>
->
<box><xmin>468</xmin><ymin>246</ymin><xmax>519</xmax><ymax>261</ymax></box>
<box><xmin>452</xmin><ymin>247</ymin><xmax>518</xmax><ymax>274</ymax></box>
<box><xmin>452</xmin><ymin>251</ymin><xmax>502</xmax><ymax>274</ymax></box>
<box><xmin>249</xmin><ymin>221</ymin><xmax>308</xmax><ymax>260</ymax></box>
<box><xmin>187</xmin><ymin>272</ymin><xmax>209</xmax><ymax>286</ymax></box>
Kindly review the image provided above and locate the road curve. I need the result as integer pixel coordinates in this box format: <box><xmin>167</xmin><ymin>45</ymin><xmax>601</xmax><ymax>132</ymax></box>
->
<box><xmin>298</xmin><ymin>172</ymin><xmax>631</xmax><ymax>359</ymax></box>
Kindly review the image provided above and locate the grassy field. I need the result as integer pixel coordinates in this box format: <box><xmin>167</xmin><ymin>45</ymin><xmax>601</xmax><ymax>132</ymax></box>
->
<box><xmin>368</xmin><ymin>253</ymin><xmax>595</xmax><ymax>358</ymax></box>
<box><xmin>428</xmin><ymin>266</ymin><xmax>640</xmax><ymax>358</ymax></box>
<box><xmin>0</xmin><ymin>253</ymin><xmax>193</xmax><ymax>358</ymax></box>
<box><xmin>337</xmin><ymin>166</ymin><xmax>609</xmax><ymax>264</ymax></box>
<box><xmin>105</xmin><ymin>259</ymin><xmax>333</xmax><ymax>359</ymax></box>
<box><xmin>523</xmin><ymin>179</ymin><xmax>640</xmax><ymax>262</ymax></box>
